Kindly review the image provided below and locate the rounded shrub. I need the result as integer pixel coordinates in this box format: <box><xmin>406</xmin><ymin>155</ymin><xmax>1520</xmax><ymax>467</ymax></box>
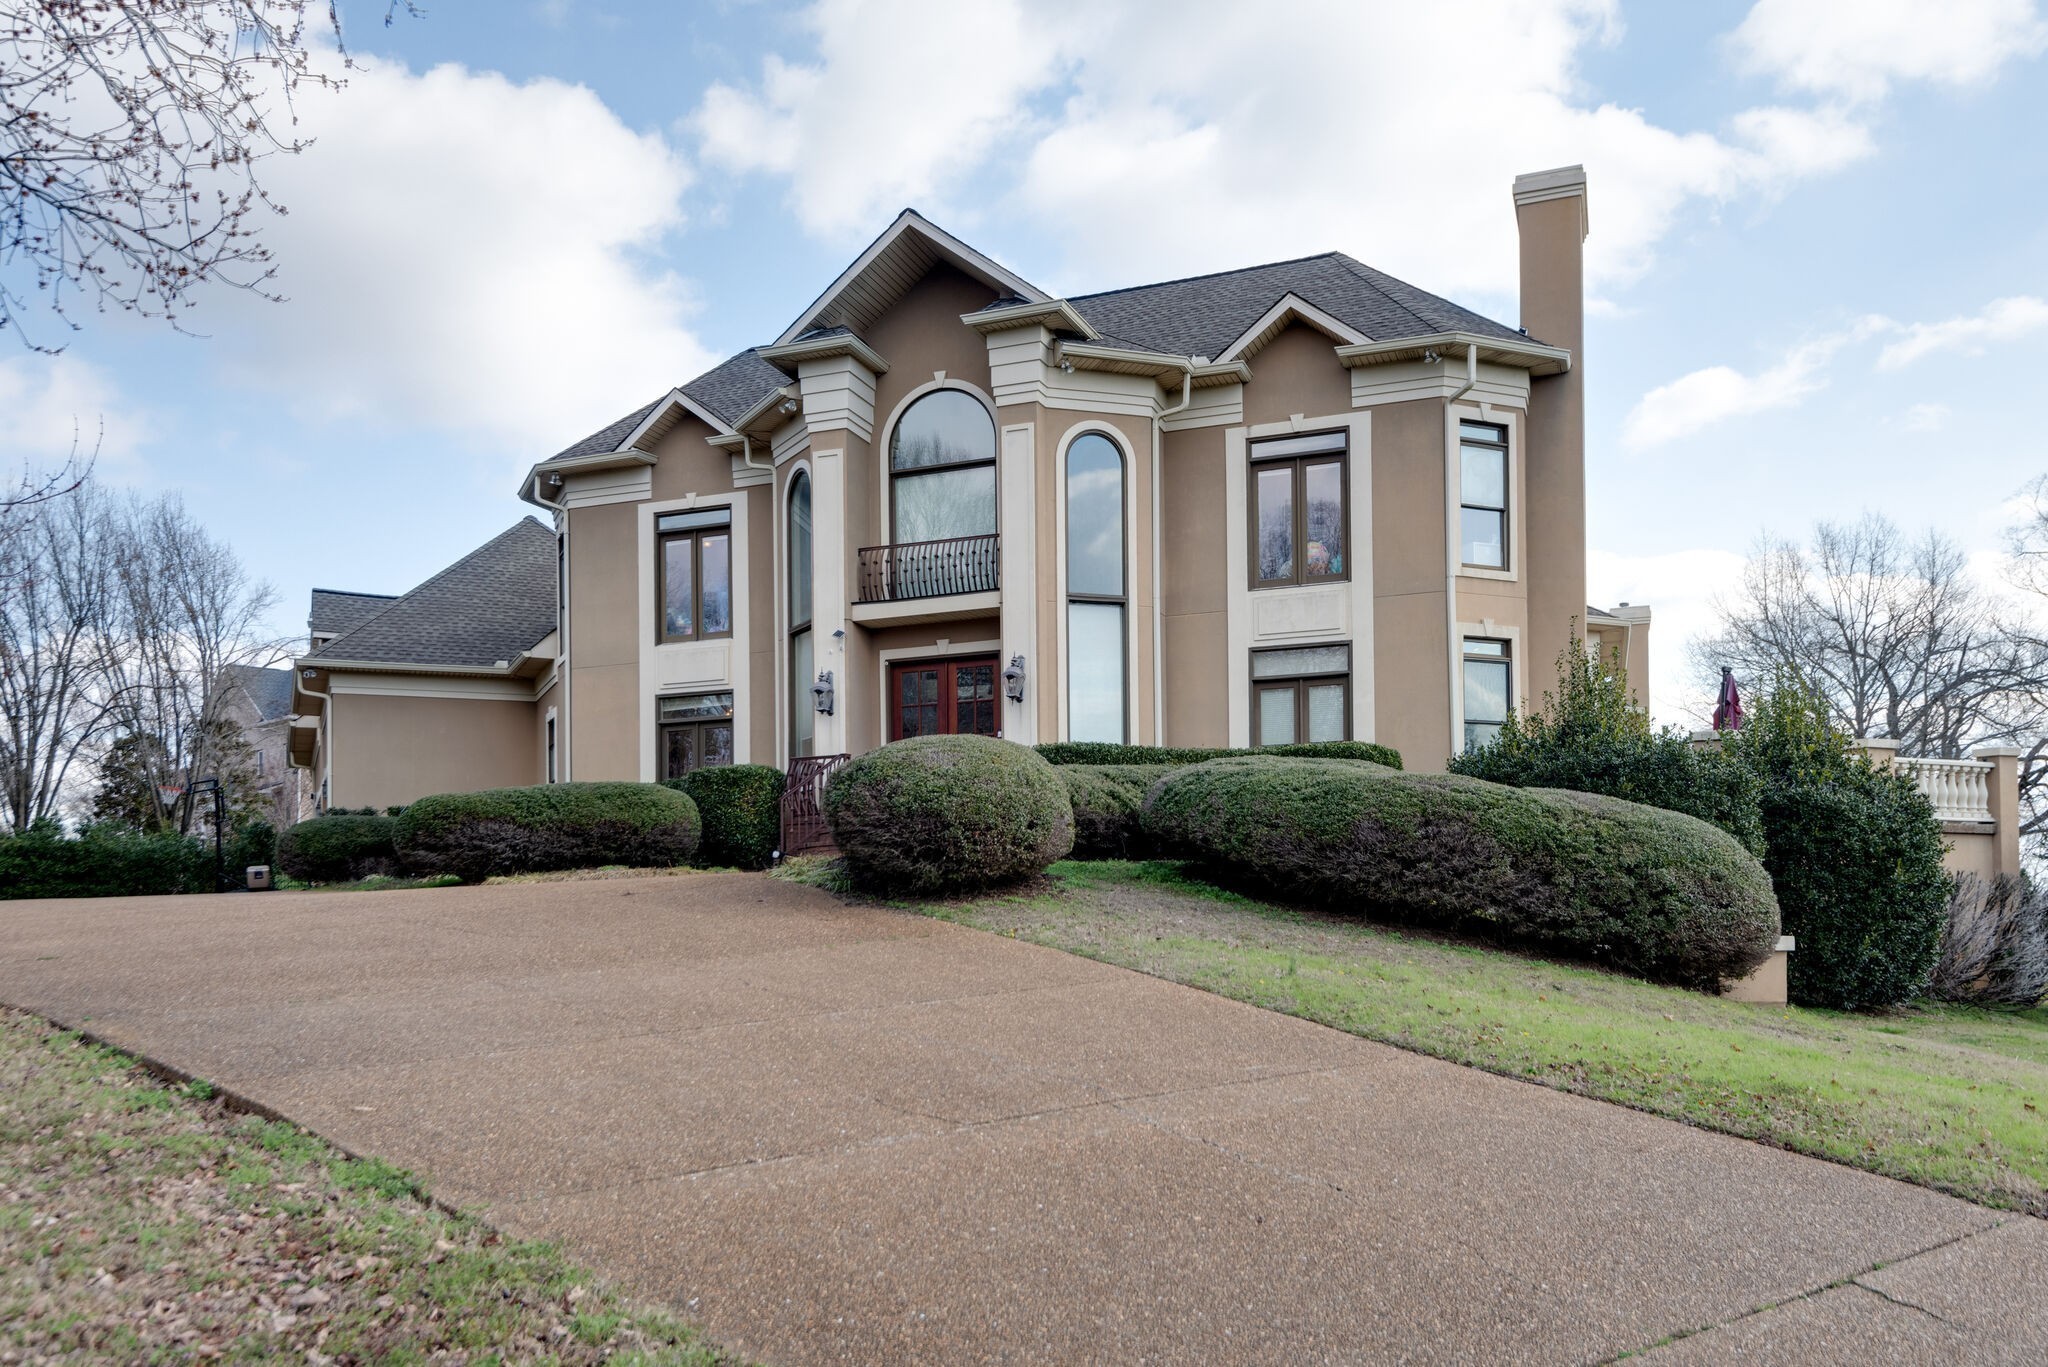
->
<box><xmin>663</xmin><ymin>764</ymin><xmax>786</xmax><ymax>870</ymax></box>
<box><xmin>825</xmin><ymin>735</ymin><xmax>1073</xmax><ymax>896</ymax></box>
<box><xmin>1142</xmin><ymin>756</ymin><xmax>1780</xmax><ymax>989</ymax></box>
<box><xmin>393</xmin><ymin>782</ymin><xmax>699</xmax><ymax>884</ymax></box>
<box><xmin>1036</xmin><ymin>739</ymin><xmax>1401</xmax><ymax>770</ymax></box>
<box><xmin>276</xmin><ymin>814</ymin><xmax>398</xmax><ymax>884</ymax></box>
<box><xmin>1058</xmin><ymin>764</ymin><xmax>1182</xmax><ymax>860</ymax></box>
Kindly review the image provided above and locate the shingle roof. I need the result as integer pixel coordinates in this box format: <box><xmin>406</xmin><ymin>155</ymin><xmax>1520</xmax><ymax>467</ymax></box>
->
<box><xmin>311</xmin><ymin>518</ymin><xmax>557</xmax><ymax>669</ymax></box>
<box><xmin>680</xmin><ymin>348</ymin><xmax>790</xmax><ymax>427</ymax></box>
<box><xmin>308</xmin><ymin>589</ymin><xmax>398</xmax><ymax>638</ymax></box>
<box><xmin>1067</xmin><ymin>252</ymin><xmax>1530</xmax><ymax>358</ymax></box>
<box><xmin>224</xmin><ymin>664</ymin><xmax>295</xmax><ymax>722</ymax></box>
<box><xmin>553</xmin><ymin>396</ymin><xmax>664</xmax><ymax>462</ymax></box>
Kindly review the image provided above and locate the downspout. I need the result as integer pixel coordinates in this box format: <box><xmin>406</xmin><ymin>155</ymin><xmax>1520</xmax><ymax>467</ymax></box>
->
<box><xmin>296</xmin><ymin>670</ymin><xmax>333</xmax><ymax>812</ymax></box>
<box><xmin>1152</xmin><ymin>362</ymin><xmax>1194</xmax><ymax>745</ymax></box>
<box><xmin>741</xmin><ymin>434</ymin><xmax>769</xmax><ymax>473</ymax></box>
<box><xmin>1445</xmin><ymin>343</ymin><xmax>1477</xmax><ymax>756</ymax></box>
<box><xmin>532</xmin><ymin>470</ymin><xmax>573</xmax><ymax>780</ymax></box>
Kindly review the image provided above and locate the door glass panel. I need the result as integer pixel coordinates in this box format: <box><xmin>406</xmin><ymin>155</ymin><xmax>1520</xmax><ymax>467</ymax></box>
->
<box><xmin>1256</xmin><ymin>685</ymin><xmax>1298</xmax><ymax>746</ymax></box>
<box><xmin>791</xmin><ymin>629</ymin><xmax>814</xmax><ymax>758</ymax></box>
<box><xmin>1306</xmin><ymin>683</ymin><xmax>1347</xmax><ymax>742</ymax></box>
<box><xmin>1254</xmin><ymin>467</ymin><xmax>1294</xmax><ymax>582</ymax></box>
<box><xmin>955</xmin><ymin>663</ymin><xmax>997</xmax><ymax>736</ymax></box>
<box><xmin>701</xmin><ymin>724</ymin><xmax>734</xmax><ymax>768</ymax></box>
<box><xmin>1251</xmin><ymin>645</ymin><xmax>1349</xmax><ymax>679</ymax></box>
<box><xmin>1303</xmin><ymin>460</ymin><xmax>1344</xmax><ymax>579</ymax></box>
<box><xmin>662</xmin><ymin>538</ymin><xmax>693</xmax><ymax>639</ymax></box>
<box><xmin>1068</xmin><ymin>601</ymin><xmax>1126</xmax><ymax>743</ymax></box>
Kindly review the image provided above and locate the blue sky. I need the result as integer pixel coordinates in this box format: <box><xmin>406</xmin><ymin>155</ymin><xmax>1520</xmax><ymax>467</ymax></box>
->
<box><xmin>3</xmin><ymin>0</ymin><xmax>2044</xmax><ymax>722</ymax></box>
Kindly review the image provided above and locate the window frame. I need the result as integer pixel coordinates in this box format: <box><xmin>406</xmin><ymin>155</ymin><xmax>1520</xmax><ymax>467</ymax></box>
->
<box><xmin>887</xmin><ymin>388</ymin><xmax>999</xmax><ymax>547</ymax></box>
<box><xmin>657</xmin><ymin>690</ymin><xmax>736</xmax><ymax>778</ymax></box>
<box><xmin>1065</xmin><ymin>430</ymin><xmax>1128</xmax><ymax>744</ymax></box>
<box><xmin>1247</xmin><ymin>429</ymin><xmax>1350</xmax><ymax>590</ymax></box>
<box><xmin>1460</xmin><ymin>637</ymin><xmax>1513</xmax><ymax>752</ymax></box>
<box><xmin>1458</xmin><ymin>420</ymin><xmax>1510</xmax><ymax>572</ymax></box>
<box><xmin>654</xmin><ymin>507</ymin><xmax>734</xmax><ymax>646</ymax></box>
<box><xmin>787</xmin><ymin>469</ymin><xmax>815</xmax><ymax>759</ymax></box>
<box><xmin>1249</xmin><ymin>643</ymin><xmax>1352</xmax><ymax>746</ymax></box>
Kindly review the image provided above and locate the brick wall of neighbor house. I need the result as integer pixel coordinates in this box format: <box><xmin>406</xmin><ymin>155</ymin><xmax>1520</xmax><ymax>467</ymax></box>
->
<box><xmin>327</xmin><ymin>692</ymin><xmax>538</xmax><ymax>811</ymax></box>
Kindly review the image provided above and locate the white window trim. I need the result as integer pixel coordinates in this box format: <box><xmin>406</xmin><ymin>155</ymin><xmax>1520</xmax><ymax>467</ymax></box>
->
<box><xmin>638</xmin><ymin>489</ymin><xmax>751</xmax><ymax>778</ymax></box>
<box><xmin>1054</xmin><ymin>419</ymin><xmax>1139</xmax><ymax>745</ymax></box>
<box><xmin>1454</xmin><ymin>620</ymin><xmax>1525</xmax><ymax>756</ymax></box>
<box><xmin>873</xmin><ymin>376</ymin><xmax>1001</xmax><ymax>547</ymax></box>
<box><xmin>778</xmin><ymin>459</ymin><xmax>815</xmax><ymax>768</ymax></box>
<box><xmin>1451</xmin><ymin>402</ymin><xmax>1522</xmax><ymax>584</ymax></box>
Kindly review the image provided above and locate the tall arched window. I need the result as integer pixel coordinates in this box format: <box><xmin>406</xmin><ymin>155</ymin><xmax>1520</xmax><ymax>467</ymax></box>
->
<box><xmin>788</xmin><ymin>469</ymin><xmax>815</xmax><ymax>758</ymax></box>
<box><xmin>890</xmin><ymin>389</ymin><xmax>996</xmax><ymax>544</ymax></box>
<box><xmin>1066</xmin><ymin>433</ymin><xmax>1126</xmax><ymax>742</ymax></box>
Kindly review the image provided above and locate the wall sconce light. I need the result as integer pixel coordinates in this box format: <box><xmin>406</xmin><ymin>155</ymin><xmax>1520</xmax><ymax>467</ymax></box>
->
<box><xmin>779</xmin><ymin>397</ymin><xmax>800</xmax><ymax>415</ymax></box>
<box><xmin>1002</xmin><ymin>654</ymin><xmax>1027</xmax><ymax>703</ymax></box>
<box><xmin>546</xmin><ymin>472</ymin><xmax>564</xmax><ymax>487</ymax></box>
<box><xmin>299</xmin><ymin>667</ymin><xmax>318</xmax><ymax>680</ymax></box>
<box><xmin>811</xmin><ymin>669</ymin><xmax>835</xmax><ymax>715</ymax></box>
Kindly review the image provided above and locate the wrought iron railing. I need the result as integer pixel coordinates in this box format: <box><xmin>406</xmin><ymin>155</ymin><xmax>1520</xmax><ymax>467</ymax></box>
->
<box><xmin>856</xmin><ymin>533</ymin><xmax>1000</xmax><ymax>603</ymax></box>
<box><xmin>780</xmin><ymin>753</ymin><xmax>848</xmax><ymax>856</ymax></box>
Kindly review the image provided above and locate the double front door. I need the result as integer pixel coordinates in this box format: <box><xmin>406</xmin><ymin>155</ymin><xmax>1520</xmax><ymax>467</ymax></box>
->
<box><xmin>889</xmin><ymin>656</ymin><xmax>999</xmax><ymax>741</ymax></box>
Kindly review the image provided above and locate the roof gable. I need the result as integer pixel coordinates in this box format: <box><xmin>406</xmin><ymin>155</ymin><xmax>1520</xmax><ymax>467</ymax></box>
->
<box><xmin>223</xmin><ymin>664</ymin><xmax>295</xmax><ymax>722</ymax></box>
<box><xmin>774</xmin><ymin>209</ymin><xmax>1047</xmax><ymax>346</ymax></box>
<box><xmin>311</xmin><ymin>518</ymin><xmax>558</xmax><ymax>670</ymax></box>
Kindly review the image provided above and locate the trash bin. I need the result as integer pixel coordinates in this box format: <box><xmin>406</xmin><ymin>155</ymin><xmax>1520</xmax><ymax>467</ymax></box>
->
<box><xmin>246</xmin><ymin>865</ymin><xmax>273</xmax><ymax>891</ymax></box>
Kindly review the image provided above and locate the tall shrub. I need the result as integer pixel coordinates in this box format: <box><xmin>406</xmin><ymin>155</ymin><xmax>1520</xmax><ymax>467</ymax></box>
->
<box><xmin>0</xmin><ymin>819</ymin><xmax>210</xmax><ymax>899</ymax></box>
<box><xmin>663</xmin><ymin>765</ymin><xmax>785</xmax><ymax>870</ymax></box>
<box><xmin>1451</xmin><ymin>632</ymin><xmax>1765</xmax><ymax>856</ymax></box>
<box><xmin>1726</xmin><ymin>676</ymin><xmax>1949</xmax><ymax>1009</ymax></box>
<box><xmin>1934</xmin><ymin>873</ymin><xmax>2048</xmax><ymax>1007</ymax></box>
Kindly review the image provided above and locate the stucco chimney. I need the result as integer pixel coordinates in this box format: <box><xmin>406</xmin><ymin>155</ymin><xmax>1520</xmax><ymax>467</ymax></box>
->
<box><xmin>1513</xmin><ymin>165</ymin><xmax>1588</xmax><ymax>681</ymax></box>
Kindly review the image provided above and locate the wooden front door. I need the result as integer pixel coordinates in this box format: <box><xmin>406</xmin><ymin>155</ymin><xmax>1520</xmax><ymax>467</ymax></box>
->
<box><xmin>889</xmin><ymin>656</ymin><xmax>1000</xmax><ymax>741</ymax></box>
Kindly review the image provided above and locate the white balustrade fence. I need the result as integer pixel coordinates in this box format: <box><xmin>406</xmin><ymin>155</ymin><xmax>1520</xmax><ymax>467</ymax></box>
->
<box><xmin>1897</xmin><ymin>756</ymin><xmax>1994</xmax><ymax>824</ymax></box>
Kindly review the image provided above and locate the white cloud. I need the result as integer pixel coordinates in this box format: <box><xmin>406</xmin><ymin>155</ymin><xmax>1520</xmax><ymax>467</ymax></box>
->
<box><xmin>203</xmin><ymin>55</ymin><xmax>714</xmax><ymax>454</ymax></box>
<box><xmin>1589</xmin><ymin>546</ymin><xmax>1748</xmax><ymax>726</ymax></box>
<box><xmin>1876</xmin><ymin>296</ymin><xmax>2048</xmax><ymax>370</ymax></box>
<box><xmin>0</xmin><ymin>356</ymin><xmax>148</xmax><ymax>467</ymax></box>
<box><xmin>1621</xmin><ymin>318</ymin><xmax>1886</xmax><ymax>451</ymax></box>
<box><xmin>1901</xmin><ymin>402</ymin><xmax>1951</xmax><ymax>432</ymax></box>
<box><xmin>688</xmin><ymin>0</ymin><xmax>1879</xmax><ymax>300</ymax></box>
<box><xmin>1733</xmin><ymin>0</ymin><xmax>2048</xmax><ymax>102</ymax></box>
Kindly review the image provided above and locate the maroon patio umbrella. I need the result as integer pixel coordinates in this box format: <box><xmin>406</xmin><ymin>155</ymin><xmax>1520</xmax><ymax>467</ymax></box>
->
<box><xmin>1712</xmin><ymin>667</ymin><xmax>1743</xmax><ymax>732</ymax></box>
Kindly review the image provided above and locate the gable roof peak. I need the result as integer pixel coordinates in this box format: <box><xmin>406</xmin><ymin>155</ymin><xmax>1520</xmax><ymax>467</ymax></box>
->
<box><xmin>774</xmin><ymin>208</ymin><xmax>1048</xmax><ymax>346</ymax></box>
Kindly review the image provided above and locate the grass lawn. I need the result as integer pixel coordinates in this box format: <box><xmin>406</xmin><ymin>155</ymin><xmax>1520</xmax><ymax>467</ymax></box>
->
<box><xmin>0</xmin><ymin>1009</ymin><xmax>735</xmax><ymax>1364</ymax></box>
<box><xmin>917</xmin><ymin>859</ymin><xmax>2048</xmax><ymax>1216</ymax></box>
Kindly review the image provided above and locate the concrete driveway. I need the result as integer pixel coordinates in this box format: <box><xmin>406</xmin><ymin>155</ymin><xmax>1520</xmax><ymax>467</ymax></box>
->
<box><xmin>3</xmin><ymin>873</ymin><xmax>2041</xmax><ymax>1364</ymax></box>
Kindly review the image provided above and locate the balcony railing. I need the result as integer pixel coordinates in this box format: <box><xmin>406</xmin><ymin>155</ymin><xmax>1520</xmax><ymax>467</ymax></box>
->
<box><xmin>1897</xmin><ymin>755</ymin><xmax>1995</xmax><ymax>823</ymax></box>
<box><xmin>856</xmin><ymin>533</ymin><xmax>999</xmax><ymax>603</ymax></box>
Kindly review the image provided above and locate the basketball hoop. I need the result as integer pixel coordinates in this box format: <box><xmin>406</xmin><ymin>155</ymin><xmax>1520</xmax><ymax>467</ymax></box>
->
<box><xmin>158</xmin><ymin>784</ymin><xmax>185</xmax><ymax>808</ymax></box>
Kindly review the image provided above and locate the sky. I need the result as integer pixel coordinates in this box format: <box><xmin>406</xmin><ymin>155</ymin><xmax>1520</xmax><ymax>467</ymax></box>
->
<box><xmin>3</xmin><ymin>0</ymin><xmax>2045</xmax><ymax>725</ymax></box>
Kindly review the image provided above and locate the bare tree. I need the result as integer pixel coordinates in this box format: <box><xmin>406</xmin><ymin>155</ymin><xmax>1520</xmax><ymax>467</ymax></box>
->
<box><xmin>1</xmin><ymin>0</ymin><xmax>416</xmax><ymax>348</ymax></box>
<box><xmin>1693</xmin><ymin>514</ymin><xmax>2048</xmax><ymax>758</ymax></box>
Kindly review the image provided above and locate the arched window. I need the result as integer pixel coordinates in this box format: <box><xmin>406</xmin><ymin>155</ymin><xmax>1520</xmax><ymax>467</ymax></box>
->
<box><xmin>889</xmin><ymin>389</ymin><xmax>996</xmax><ymax>544</ymax></box>
<box><xmin>1066</xmin><ymin>432</ymin><xmax>1126</xmax><ymax>743</ymax></box>
<box><xmin>788</xmin><ymin>469</ymin><xmax>815</xmax><ymax>758</ymax></box>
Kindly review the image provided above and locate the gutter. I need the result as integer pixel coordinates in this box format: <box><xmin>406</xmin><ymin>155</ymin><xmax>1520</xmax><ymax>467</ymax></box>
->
<box><xmin>1151</xmin><ymin>360</ymin><xmax>1195</xmax><ymax>744</ymax></box>
<box><xmin>292</xmin><ymin>669</ymin><xmax>333</xmax><ymax>810</ymax></box>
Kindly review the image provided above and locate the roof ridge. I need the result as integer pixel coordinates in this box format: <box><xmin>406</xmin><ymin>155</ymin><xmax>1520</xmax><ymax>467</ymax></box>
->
<box><xmin>1325</xmin><ymin>253</ymin><xmax>1441</xmax><ymax>339</ymax></box>
<box><xmin>314</xmin><ymin>518</ymin><xmax>550</xmax><ymax>661</ymax></box>
<box><xmin>1067</xmin><ymin>251</ymin><xmax>1350</xmax><ymax>305</ymax></box>
<box><xmin>309</xmin><ymin>588</ymin><xmax>399</xmax><ymax>599</ymax></box>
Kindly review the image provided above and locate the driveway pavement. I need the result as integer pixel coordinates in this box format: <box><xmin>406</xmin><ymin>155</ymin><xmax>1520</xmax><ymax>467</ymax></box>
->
<box><xmin>3</xmin><ymin>873</ymin><xmax>2042</xmax><ymax>1364</ymax></box>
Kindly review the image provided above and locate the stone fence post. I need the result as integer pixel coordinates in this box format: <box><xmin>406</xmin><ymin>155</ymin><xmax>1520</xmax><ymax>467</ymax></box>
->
<box><xmin>1971</xmin><ymin>746</ymin><xmax>2023</xmax><ymax>879</ymax></box>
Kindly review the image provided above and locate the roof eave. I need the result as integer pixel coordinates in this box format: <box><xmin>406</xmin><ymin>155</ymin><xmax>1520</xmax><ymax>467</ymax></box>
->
<box><xmin>960</xmin><ymin>298</ymin><xmax>1100</xmax><ymax>340</ymax></box>
<box><xmin>1334</xmin><ymin>332</ymin><xmax>1571</xmax><ymax>376</ymax></box>
<box><xmin>774</xmin><ymin>209</ymin><xmax>1049</xmax><ymax>346</ymax></box>
<box><xmin>758</xmin><ymin>332</ymin><xmax>891</xmax><ymax>376</ymax></box>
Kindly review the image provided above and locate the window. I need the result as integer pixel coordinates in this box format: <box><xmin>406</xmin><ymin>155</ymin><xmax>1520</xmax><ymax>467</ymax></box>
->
<box><xmin>659</xmin><ymin>692</ymin><xmax>734</xmax><ymax>777</ymax></box>
<box><xmin>1250</xmin><ymin>430</ymin><xmax>1347</xmax><ymax>588</ymax></box>
<box><xmin>1462</xmin><ymin>638</ymin><xmax>1511</xmax><ymax>751</ymax></box>
<box><xmin>545</xmin><ymin>714</ymin><xmax>557</xmax><ymax>783</ymax></box>
<box><xmin>788</xmin><ymin>470</ymin><xmax>815</xmax><ymax>759</ymax></box>
<box><xmin>657</xmin><ymin>507</ymin><xmax>732</xmax><ymax>644</ymax></box>
<box><xmin>890</xmin><ymin>389</ymin><xmax>996</xmax><ymax>544</ymax></box>
<box><xmin>1066</xmin><ymin>433</ymin><xmax>1126</xmax><ymax>743</ymax></box>
<box><xmin>1460</xmin><ymin>421</ymin><xmax>1508</xmax><ymax>569</ymax></box>
<box><xmin>1251</xmin><ymin>644</ymin><xmax>1350</xmax><ymax>745</ymax></box>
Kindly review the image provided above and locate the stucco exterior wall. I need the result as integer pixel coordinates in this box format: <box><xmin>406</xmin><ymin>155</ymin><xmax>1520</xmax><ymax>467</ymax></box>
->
<box><xmin>1160</xmin><ymin>423</ymin><xmax>1229</xmax><ymax>747</ymax></box>
<box><xmin>567</xmin><ymin>500</ymin><xmax>638</xmax><ymax>780</ymax></box>
<box><xmin>1368</xmin><ymin>398</ymin><xmax>1452</xmax><ymax>768</ymax></box>
<box><xmin>328</xmin><ymin>691</ymin><xmax>537</xmax><ymax>810</ymax></box>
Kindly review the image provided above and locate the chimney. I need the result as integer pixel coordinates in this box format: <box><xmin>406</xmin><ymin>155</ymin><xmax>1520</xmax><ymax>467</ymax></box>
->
<box><xmin>1512</xmin><ymin>165</ymin><xmax>1588</xmax><ymax>688</ymax></box>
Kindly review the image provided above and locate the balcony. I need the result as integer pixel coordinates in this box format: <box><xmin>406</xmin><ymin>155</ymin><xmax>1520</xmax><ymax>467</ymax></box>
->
<box><xmin>851</xmin><ymin>533</ymin><xmax>1000</xmax><ymax>626</ymax></box>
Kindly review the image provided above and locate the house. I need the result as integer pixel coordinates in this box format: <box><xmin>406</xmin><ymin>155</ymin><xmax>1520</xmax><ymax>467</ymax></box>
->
<box><xmin>294</xmin><ymin>164</ymin><xmax>1649</xmax><ymax>808</ymax></box>
<box><xmin>214</xmin><ymin>664</ymin><xmax>309</xmax><ymax>827</ymax></box>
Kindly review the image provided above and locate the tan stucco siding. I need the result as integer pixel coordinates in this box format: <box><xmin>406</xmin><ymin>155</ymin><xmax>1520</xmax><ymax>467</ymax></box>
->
<box><xmin>569</xmin><ymin>663</ymin><xmax>637</xmax><ymax>780</ymax></box>
<box><xmin>1518</xmin><ymin>193</ymin><xmax>1588</xmax><ymax>694</ymax></box>
<box><xmin>1161</xmin><ymin>424</ymin><xmax>1228</xmax><ymax>745</ymax></box>
<box><xmin>1241</xmin><ymin>325</ymin><xmax>1353</xmax><ymax>428</ymax></box>
<box><xmin>568</xmin><ymin>501</ymin><xmax>638</xmax><ymax>779</ymax></box>
<box><xmin>329</xmin><ymin>692</ymin><xmax>536</xmax><ymax>810</ymax></box>
<box><xmin>1369</xmin><ymin>398</ymin><xmax>1452</xmax><ymax>769</ymax></box>
<box><xmin>648</xmin><ymin>412</ymin><xmax>735</xmax><ymax>503</ymax></box>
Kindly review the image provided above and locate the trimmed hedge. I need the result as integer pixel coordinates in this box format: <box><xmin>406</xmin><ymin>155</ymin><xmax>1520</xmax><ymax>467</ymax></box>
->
<box><xmin>0</xmin><ymin>822</ymin><xmax>211</xmax><ymax>900</ymax></box>
<box><xmin>663</xmin><ymin>764</ymin><xmax>785</xmax><ymax>870</ymax></box>
<box><xmin>1036</xmin><ymin>740</ymin><xmax>1403</xmax><ymax>770</ymax></box>
<box><xmin>1754</xmin><ymin>775</ymin><xmax>1950</xmax><ymax>1009</ymax></box>
<box><xmin>393</xmin><ymin>782</ymin><xmax>700</xmax><ymax>884</ymax></box>
<box><xmin>1142</xmin><ymin>756</ymin><xmax>1780</xmax><ymax>989</ymax></box>
<box><xmin>277</xmin><ymin>814</ymin><xmax>399</xmax><ymax>884</ymax></box>
<box><xmin>1057</xmin><ymin>764</ymin><xmax>1184</xmax><ymax>860</ymax></box>
<box><xmin>825</xmin><ymin>735</ymin><xmax>1073</xmax><ymax>896</ymax></box>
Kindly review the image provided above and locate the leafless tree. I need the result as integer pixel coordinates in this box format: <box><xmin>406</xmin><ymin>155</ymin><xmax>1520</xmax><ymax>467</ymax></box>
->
<box><xmin>1</xmin><ymin>0</ymin><xmax>416</xmax><ymax>348</ymax></box>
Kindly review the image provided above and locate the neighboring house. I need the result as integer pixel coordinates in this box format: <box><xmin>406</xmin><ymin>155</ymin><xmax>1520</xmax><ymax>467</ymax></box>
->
<box><xmin>289</xmin><ymin>520</ymin><xmax>560</xmax><ymax>812</ymax></box>
<box><xmin>295</xmin><ymin>164</ymin><xmax>1650</xmax><ymax>806</ymax></box>
<box><xmin>214</xmin><ymin>664</ymin><xmax>307</xmax><ymax>827</ymax></box>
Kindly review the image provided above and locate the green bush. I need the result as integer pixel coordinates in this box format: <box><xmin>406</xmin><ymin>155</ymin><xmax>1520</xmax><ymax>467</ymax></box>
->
<box><xmin>663</xmin><ymin>764</ymin><xmax>785</xmax><ymax>870</ymax></box>
<box><xmin>1058</xmin><ymin>764</ymin><xmax>1182</xmax><ymax>860</ymax></box>
<box><xmin>825</xmin><ymin>735</ymin><xmax>1073</xmax><ymax>896</ymax></box>
<box><xmin>1452</xmin><ymin>631</ymin><xmax>1766</xmax><ymax>855</ymax></box>
<box><xmin>0</xmin><ymin>820</ymin><xmax>211</xmax><ymax>899</ymax></box>
<box><xmin>224</xmin><ymin>820</ymin><xmax>277</xmax><ymax>879</ymax></box>
<box><xmin>1142</xmin><ymin>756</ymin><xmax>1780</xmax><ymax>989</ymax></box>
<box><xmin>1726</xmin><ymin>678</ymin><xmax>1950</xmax><ymax>1009</ymax></box>
<box><xmin>1036</xmin><ymin>739</ymin><xmax>1402</xmax><ymax>769</ymax></box>
<box><xmin>393</xmin><ymin>782</ymin><xmax>699</xmax><ymax>884</ymax></box>
<box><xmin>276</xmin><ymin>814</ymin><xmax>399</xmax><ymax>883</ymax></box>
